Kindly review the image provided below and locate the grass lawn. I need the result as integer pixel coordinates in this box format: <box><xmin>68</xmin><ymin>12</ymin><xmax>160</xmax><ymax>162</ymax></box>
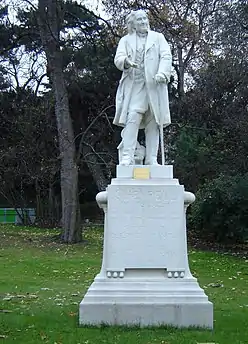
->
<box><xmin>1</xmin><ymin>224</ymin><xmax>248</xmax><ymax>344</ymax></box>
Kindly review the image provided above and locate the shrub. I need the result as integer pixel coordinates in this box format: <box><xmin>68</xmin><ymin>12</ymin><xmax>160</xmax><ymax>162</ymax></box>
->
<box><xmin>189</xmin><ymin>173</ymin><xmax>248</xmax><ymax>243</ymax></box>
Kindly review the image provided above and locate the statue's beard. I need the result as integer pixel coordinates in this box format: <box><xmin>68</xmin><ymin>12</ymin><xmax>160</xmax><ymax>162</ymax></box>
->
<box><xmin>135</xmin><ymin>27</ymin><xmax>149</xmax><ymax>34</ymax></box>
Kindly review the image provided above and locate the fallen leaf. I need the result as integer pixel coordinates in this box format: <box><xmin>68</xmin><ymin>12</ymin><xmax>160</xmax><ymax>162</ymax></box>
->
<box><xmin>208</xmin><ymin>283</ymin><xmax>224</xmax><ymax>288</ymax></box>
<box><xmin>28</xmin><ymin>294</ymin><xmax>38</xmax><ymax>299</ymax></box>
<box><xmin>40</xmin><ymin>333</ymin><xmax>47</xmax><ymax>340</ymax></box>
<box><xmin>69</xmin><ymin>312</ymin><xmax>77</xmax><ymax>317</ymax></box>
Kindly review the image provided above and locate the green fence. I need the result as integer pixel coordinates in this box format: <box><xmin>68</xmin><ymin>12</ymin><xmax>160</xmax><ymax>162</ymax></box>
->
<box><xmin>0</xmin><ymin>208</ymin><xmax>35</xmax><ymax>224</ymax></box>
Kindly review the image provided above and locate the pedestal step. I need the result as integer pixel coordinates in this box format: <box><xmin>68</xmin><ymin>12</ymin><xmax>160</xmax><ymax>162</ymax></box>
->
<box><xmin>79</xmin><ymin>277</ymin><xmax>213</xmax><ymax>328</ymax></box>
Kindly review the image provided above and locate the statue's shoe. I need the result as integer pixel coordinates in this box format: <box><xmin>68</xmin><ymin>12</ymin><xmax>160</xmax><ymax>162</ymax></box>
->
<box><xmin>120</xmin><ymin>157</ymin><xmax>133</xmax><ymax>166</ymax></box>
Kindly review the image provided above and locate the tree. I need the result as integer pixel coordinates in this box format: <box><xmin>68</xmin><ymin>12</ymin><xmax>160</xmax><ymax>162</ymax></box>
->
<box><xmin>212</xmin><ymin>0</ymin><xmax>248</xmax><ymax>60</ymax></box>
<box><xmin>38</xmin><ymin>0</ymin><xmax>81</xmax><ymax>243</ymax></box>
<box><xmin>64</xmin><ymin>25</ymin><xmax>120</xmax><ymax>190</ymax></box>
<box><xmin>170</xmin><ymin>54</ymin><xmax>248</xmax><ymax>191</ymax></box>
<box><xmin>0</xmin><ymin>89</ymin><xmax>60</xmax><ymax>225</ymax></box>
<box><xmin>0</xmin><ymin>0</ymin><xmax>118</xmax><ymax>228</ymax></box>
<box><xmin>60</xmin><ymin>2</ymin><xmax>120</xmax><ymax>190</ymax></box>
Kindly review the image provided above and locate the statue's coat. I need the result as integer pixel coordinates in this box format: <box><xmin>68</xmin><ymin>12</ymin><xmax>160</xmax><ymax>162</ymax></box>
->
<box><xmin>114</xmin><ymin>30</ymin><xmax>172</xmax><ymax>129</ymax></box>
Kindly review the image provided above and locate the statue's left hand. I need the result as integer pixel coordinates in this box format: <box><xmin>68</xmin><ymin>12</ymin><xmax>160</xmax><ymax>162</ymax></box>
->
<box><xmin>154</xmin><ymin>73</ymin><xmax>167</xmax><ymax>84</ymax></box>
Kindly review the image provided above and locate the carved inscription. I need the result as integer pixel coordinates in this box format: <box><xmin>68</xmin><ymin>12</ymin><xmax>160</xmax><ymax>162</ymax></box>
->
<box><xmin>106</xmin><ymin>185</ymin><xmax>186</xmax><ymax>270</ymax></box>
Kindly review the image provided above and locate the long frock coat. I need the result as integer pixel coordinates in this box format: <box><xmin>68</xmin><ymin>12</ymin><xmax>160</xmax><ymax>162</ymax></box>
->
<box><xmin>113</xmin><ymin>30</ymin><xmax>172</xmax><ymax>129</ymax></box>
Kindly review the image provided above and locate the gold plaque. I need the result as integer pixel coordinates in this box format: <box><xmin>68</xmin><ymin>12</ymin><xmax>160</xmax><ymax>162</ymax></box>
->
<box><xmin>133</xmin><ymin>167</ymin><xmax>150</xmax><ymax>180</ymax></box>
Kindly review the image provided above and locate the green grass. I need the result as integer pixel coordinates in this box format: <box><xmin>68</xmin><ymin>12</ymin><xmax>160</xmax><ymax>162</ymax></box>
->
<box><xmin>1</xmin><ymin>224</ymin><xmax>248</xmax><ymax>344</ymax></box>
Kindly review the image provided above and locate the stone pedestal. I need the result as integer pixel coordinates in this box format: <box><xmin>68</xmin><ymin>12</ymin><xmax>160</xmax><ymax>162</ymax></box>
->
<box><xmin>79</xmin><ymin>165</ymin><xmax>213</xmax><ymax>328</ymax></box>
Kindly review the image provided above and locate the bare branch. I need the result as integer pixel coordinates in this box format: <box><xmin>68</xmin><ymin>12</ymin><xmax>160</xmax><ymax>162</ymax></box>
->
<box><xmin>76</xmin><ymin>104</ymin><xmax>115</xmax><ymax>163</ymax></box>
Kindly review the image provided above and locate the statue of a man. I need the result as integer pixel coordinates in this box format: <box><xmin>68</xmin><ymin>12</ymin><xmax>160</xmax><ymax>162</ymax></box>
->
<box><xmin>113</xmin><ymin>10</ymin><xmax>172</xmax><ymax>166</ymax></box>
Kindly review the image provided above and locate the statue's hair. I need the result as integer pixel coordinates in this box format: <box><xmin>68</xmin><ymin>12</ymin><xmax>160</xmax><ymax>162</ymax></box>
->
<box><xmin>126</xmin><ymin>10</ymin><xmax>150</xmax><ymax>34</ymax></box>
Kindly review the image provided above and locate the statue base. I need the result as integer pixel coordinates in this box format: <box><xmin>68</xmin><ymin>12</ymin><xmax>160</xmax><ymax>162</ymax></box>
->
<box><xmin>79</xmin><ymin>165</ymin><xmax>213</xmax><ymax>328</ymax></box>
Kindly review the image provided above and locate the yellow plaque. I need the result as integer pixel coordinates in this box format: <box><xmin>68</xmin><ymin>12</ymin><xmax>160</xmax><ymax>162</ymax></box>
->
<box><xmin>133</xmin><ymin>167</ymin><xmax>150</xmax><ymax>180</ymax></box>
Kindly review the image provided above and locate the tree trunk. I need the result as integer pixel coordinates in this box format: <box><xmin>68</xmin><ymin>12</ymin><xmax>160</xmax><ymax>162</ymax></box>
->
<box><xmin>38</xmin><ymin>0</ymin><xmax>81</xmax><ymax>243</ymax></box>
<box><xmin>177</xmin><ymin>46</ymin><xmax>185</xmax><ymax>97</ymax></box>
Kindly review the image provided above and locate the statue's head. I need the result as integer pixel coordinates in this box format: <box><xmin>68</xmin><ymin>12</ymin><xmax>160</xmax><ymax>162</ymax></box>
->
<box><xmin>126</xmin><ymin>10</ymin><xmax>150</xmax><ymax>34</ymax></box>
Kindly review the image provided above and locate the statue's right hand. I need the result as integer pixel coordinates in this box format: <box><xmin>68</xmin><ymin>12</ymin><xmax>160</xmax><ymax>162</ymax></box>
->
<box><xmin>124</xmin><ymin>58</ymin><xmax>138</xmax><ymax>69</ymax></box>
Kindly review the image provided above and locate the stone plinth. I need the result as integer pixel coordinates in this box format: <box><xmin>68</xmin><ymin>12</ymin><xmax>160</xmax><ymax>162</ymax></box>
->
<box><xmin>79</xmin><ymin>165</ymin><xmax>213</xmax><ymax>328</ymax></box>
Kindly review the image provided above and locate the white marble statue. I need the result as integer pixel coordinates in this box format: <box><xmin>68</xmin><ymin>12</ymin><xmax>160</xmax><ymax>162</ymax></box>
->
<box><xmin>113</xmin><ymin>10</ymin><xmax>172</xmax><ymax>166</ymax></box>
